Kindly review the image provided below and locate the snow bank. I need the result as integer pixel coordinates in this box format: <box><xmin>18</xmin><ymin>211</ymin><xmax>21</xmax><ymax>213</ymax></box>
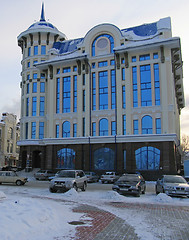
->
<box><xmin>0</xmin><ymin>191</ymin><xmax>6</xmax><ymax>199</ymax></box>
<box><xmin>155</xmin><ymin>193</ymin><xmax>173</xmax><ymax>203</ymax></box>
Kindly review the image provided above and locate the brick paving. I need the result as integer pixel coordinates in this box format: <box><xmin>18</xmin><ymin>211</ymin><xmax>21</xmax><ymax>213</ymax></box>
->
<box><xmin>72</xmin><ymin>202</ymin><xmax>189</xmax><ymax>240</ymax></box>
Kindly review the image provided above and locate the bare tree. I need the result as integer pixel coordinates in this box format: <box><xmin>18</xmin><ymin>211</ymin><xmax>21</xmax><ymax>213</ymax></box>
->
<box><xmin>181</xmin><ymin>135</ymin><xmax>189</xmax><ymax>160</ymax></box>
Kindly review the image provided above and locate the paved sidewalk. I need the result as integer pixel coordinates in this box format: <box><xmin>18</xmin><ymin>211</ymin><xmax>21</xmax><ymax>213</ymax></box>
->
<box><xmin>73</xmin><ymin>202</ymin><xmax>189</xmax><ymax>240</ymax></box>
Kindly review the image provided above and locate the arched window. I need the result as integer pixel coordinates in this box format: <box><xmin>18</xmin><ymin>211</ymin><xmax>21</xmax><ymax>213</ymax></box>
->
<box><xmin>94</xmin><ymin>148</ymin><xmax>115</xmax><ymax>170</ymax></box>
<box><xmin>57</xmin><ymin>148</ymin><xmax>75</xmax><ymax>169</ymax></box>
<box><xmin>135</xmin><ymin>146</ymin><xmax>160</xmax><ymax>170</ymax></box>
<box><xmin>92</xmin><ymin>34</ymin><xmax>114</xmax><ymax>56</ymax></box>
<box><xmin>99</xmin><ymin>118</ymin><xmax>108</xmax><ymax>136</ymax></box>
<box><xmin>142</xmin><ymin>115</ymin><xmax>152</xmax><ymax>134</ymax></box>
<box><xmin>62</xmin><ymin>121</ymin><xmax>70</xmax><ymax>137</ymax></box>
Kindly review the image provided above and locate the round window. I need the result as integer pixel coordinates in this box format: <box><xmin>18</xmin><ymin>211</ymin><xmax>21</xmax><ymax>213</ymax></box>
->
<box><xmin>96</xmin><ymin>38</ymin><xmax>108</xmax><ymax>48</ymax></box>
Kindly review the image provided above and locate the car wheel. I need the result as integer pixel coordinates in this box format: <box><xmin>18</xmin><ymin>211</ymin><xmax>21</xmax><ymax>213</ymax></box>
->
<box><xmin>49</xmin><ymin>188</ymin><xmax>57</xmax><ymax>193</ymax></box>
<box><xmin>81</xmin><ymin>182</ymin><xmax>87</xmax><ymax>191</ymax></box>
<box><xmin>142</xmin><ymin>186</ymin><xmax>146</xmax><ymax>194</ymax></box>
<box><xmin>16</xmin><ymin>180</ymin><xmax>22</xmax><ymax>186</ymax></box>
<box><xmin>136</xmin><ymin>187</ymin><xmax>141</xmax><ymax>197</ymax></box>
<box><xmin>73</xmin><ymin>183</ymin><xmax>78</xmax><ymax>191</ymax></box>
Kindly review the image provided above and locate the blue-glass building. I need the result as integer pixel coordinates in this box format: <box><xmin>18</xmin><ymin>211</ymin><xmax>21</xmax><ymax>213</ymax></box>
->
<box><xmin>17</xmin><ymin>4</ymin><xmax>184</xmax><ymax>179</ymax></box>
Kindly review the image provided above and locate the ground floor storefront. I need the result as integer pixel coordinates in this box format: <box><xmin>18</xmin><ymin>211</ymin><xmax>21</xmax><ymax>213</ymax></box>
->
<box><xmin>18</xmin><ymin>135</ymin><xmax>181</xmax><ymax>180</ymax></box>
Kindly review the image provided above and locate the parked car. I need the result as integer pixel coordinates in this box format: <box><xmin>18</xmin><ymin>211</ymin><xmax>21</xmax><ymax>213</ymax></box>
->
<box><xmin>0</xmin><ymin>171</ymin><xmax>27</xmax><ymax>186</ymax></box>
<box><xmin>112</xmin><ymin>173</ymin><xmax>146</xmax><ymax>197</ymax></box>
<box><xmin>85</xmin><ymin>172</ymin><xmax>100</xmax><ymax>183</ymax></box>
<box><xmin>48</xmin><ymin>171</ymin><xmax>60</xmax><ymax>181</ymax></box>
<box><xmin>34</xmin><ymin>170</ymin><xmax>54</xmax><ymax>180</ymax></box>
<box><xmin>156</xmin><ymin>175</ymin><xmax>189</xmax><ymax>197</ymax></box>
<box><xmin>100</xmin><ymin>172</ymin><xmax>120</xmax><ymax>183</ymax></box>
<box><xmin>49</xmin><ymin>170</ymin><xmax>87</xmax><ymax>193</ymax></box>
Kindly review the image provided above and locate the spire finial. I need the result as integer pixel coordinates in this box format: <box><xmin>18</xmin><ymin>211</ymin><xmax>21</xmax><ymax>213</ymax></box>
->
<box><xmin>40</xmin><ymin>2</ymin><xmax>45</xmax><ymax>22</ymax></box>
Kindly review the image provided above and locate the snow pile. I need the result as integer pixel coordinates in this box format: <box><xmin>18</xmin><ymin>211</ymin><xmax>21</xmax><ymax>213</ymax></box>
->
<box><xmin>63</xmin><ymin>188</ymin><xmax>78</xmax><ymax>198</ymax></box>
<box><xmin>0</xmin><ymin>196</ymin><xmax>82</xmax><ymax>240</ymax></box>
<box><xmin>0</xmin><ymin>191</ymin><xmax>6</xmax><ymax>199</ymax></box>
<box><xmin>155</xmin><ymin>193</ymin><xmax>173</xmax><ymax>203</ymax></box>
<box><xmin>100</xmin><ymin>190</ymin><xmax>125</xmax><ymax>200</ymax></box>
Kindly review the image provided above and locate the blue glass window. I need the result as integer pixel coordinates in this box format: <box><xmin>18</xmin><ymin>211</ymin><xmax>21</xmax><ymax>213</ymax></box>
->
<box><xmin>73</xmin><ymin>123</ymin><xmax>77</xmax><ymax>137</ymax></box>
<box><xmin>123</xmin><ymin>115</ymin><xmax>126</xmax><ymax>135</ymax></box>
<box><xmin>32</xmin><ymin>97</ymin><xmax>37</xmax><ymax>116</ymax></box>
<box><xmin>32</xmin><ymin>82</ymin><xmax>37</xmax><ymax>93</ymax></box>
<box><xmin>25</xmin><ymin>122</ymin><xmax>28</xmax><ymax>139</ymax></box>
<box><xmin>27</xmin><ymin>74</ymin><xmax>30</xmax><ymax>80</ymax></box>
<box><xmin>111</xmin><ymin>121</ymin><xmax>116</xmax><ymax>135</ymax></box>
<box><xmin>73</xmin><ymin>76</ymin><xmax>77</xmax><ymax>112</ymax></box>
<box><xmin>132</xmin><ymin>56</ymin><xmax>136</xmax><ymax>62</ymax></box>
<box><xmin>39</xmin><ymin>122</ymin><xmax>44</xmax><ymax>139</ymax></box>
<box><xmin>92</xmin><ymin>122</ymin><xmax>96</xmax><ymax>136</ymax></box>
<box><xmin>99</xmin><ymin>118</ymin><xmax>108</xmax><ymax>136</ymax></box>
<box><xmin>111</xmin><ymin>70</ymin><xmax>116</xmax><ymax>109</ymax></box>
<box><xmin>34</xmin><ymin>46</ymin><xmax>38</xmax><ymax>55</ymax></box>
<box><xmin>122</xmin><ymin>68</ymin><xmax>125</xmax><ymax>81</ymax></box>
<box><xmin>140</xmin><ymin>65</ymin><xmax>152</xmax><ymax>106</ymax></box>
<box><xmin>110</xmin><ymin>60</ymin><xmax>115</xmax><ymax>65</ymax></box>
<box><xmin>83</xmin><ymin>74</ymin><xmax>85</xmax><ymax>85</ymax></box>
<box><xmin>41</xmin><ymin>45</ymin><xmax>46</xmax><ymax>55</ymax></box>
<box><xmin>33</xmin><ymin>60</ymin><xmax>38</xmax><ymax>65</ymax></box>
<box><xmin>122</xmin><ymin>85</ymin><xmax>126</xmax><ymax>109</ymax></box>
<box><xmin>121</xmin><ymin>58</ymin><xmax>125</xmax><ymax>64</ymax></box>
<box><xmin>40</xmin><ymin>82</ymin><xmax>45</xmax><ymax>93</ymax></box>
<box><xmin>139</xmin><ymin>54</ymin><xmax>150</xmax><ymax>61</ymax></box>
<box><xmin>33</xmin><ymin>73</ymin><xmax>37</xmax><ymax>79</ymax></box>
<box><xmin>132</xmin><ymin>67</ymin><xmax>138</xmax><ymax>107</ymax></box>
<box><xmin>57</xmin><ymin>148</ymin><xmax>75</xmax><ymax>169</ymax></box>
<box><xmin>62</xmin><ymin>121</ymin><xmax>70</xmax><ymax>138</ymax></box>
<box><xmin>56</xmin><ymin>124</ymin><xmax>59</xmax><ymax>138</ymax></box>
<box><xmin>98</xmin><ymin>61</ymin><xmax>108</xmax><ymax>67</ymax></box>
<box><xmin>40</xmin><ymin>96</ymin><xmax>45</xmax><ymax>116</ymax></box>
<box><xmin>57</xmin><ymin>68</ymin><xmax>60</xmax><ymax>74</ymax></box>
<box><xmin>63</xmin><ymin>67</ymin><xmax>71</xmax><ymax>73</ymax></box>
<box><xmin>83</xmin><ymin>118</ymin><xmax>85</xmax><ymax>137</ymax></box>
<box><xmin>63</xmin><ymin>76</ymin><xmax>71</xmax><ymax>113</ymax></box>
<box><xmin>156</xmin><ymin>118</ymin><xmax>161</xmax><ymax>134</ymax></box>
<box><xmin>142</xmin><ymin>115</ymin><xmax>153</xmax><ymax>134</ymax></box>
<box><xmin>27</xmin><ymin>62</ymin><xmax>30</xmax><ymax>68</ymax></box>
<box><xmin>28</xmin><ymin>47</ymin><xmax>31</xmax><ymax>57</ymax></box>
<box><xmin>154</xmin><ymin>64</ymin><xmax>160</xmax><ymax>105</ymax></box>
<box><xmin>31</xmin><ymin>122</ymin><xmax>36</xmax><ymax>139</ymax></box>
<box><xmin>153</xmin><ymin>53</ymin><xmax>158</xmax><ymax>59</ymax></box>
<box><xmin>41</xmin><ymin>73</ymin><xmax>45</xmax><ymax>79</ymax></box>
<box><xmin>83</xmin><ymin>90</ymin><xmax>85</xmax><ymax>112</ymax></box>
<box><xmin>26</xmin><ymin>98</ymin><xmax>29</xmax><ymax>116</ymax></box>
<box><xmin>135</xmin><ymin>146</ymin><xmax>160</xmax><ymax>170</ymax></box>
<box><xmin>56</xmin><ymin>78</ymin><xmax>60</xmax><ymax>113</ymax></box>
<box><xmin>94</xmin><ymin>148</ymin><xmax>115</xmax><ymax>170</ymax></box>
<box><xmin>133</xmin><ymin>120</ymin><xmax>139</xmax><ymax>134</ymax></box>
<box><xmin>123</xmin><ymin>150</ymin><xmax>126</xmax><ymax>170</ymax></box>
<box><xmin>27</xmin><ymin>83</ymin><xmax>29</xmax><ymax>94</ymax></box>
<box><xmin>92</xmin><ymin>73</ymin><xmax>96</xmax><ymax>110</ymax></box>
<box><xmin>92</xmin><ymin>34</ymin><xmax>114</xmax><ymax>56</ymax></box>
<box><xmin>99</xmin><ymin>71</ymin><xmax>108</xmax><ymax>110</ymax></box>
<box><xmin>92</xmin><ymin>63</ymin><xmax>96</xmax><ymax>68</ymax></box>
<box><xmin>73</xmin><ymin>66</ymin><xmax>77</xmax><ymax>72</ymax></box>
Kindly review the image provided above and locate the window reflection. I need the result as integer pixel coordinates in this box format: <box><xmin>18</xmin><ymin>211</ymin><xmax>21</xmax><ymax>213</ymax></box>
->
<box><xmin>135</xmin><ymin>146</ymin><xmax>160</xmax><ymax>170</ymax></box>
<box><xmin>94</xmin><ymin>148</ymin><xmax>115</xmax><ymax>170</ymax></box>
<box><xmin>99</xmin><ymin>118</ymin><xmax>108</xmax><ymax>136</ymax></box>
<box><xmin>57</xmin><ymin>148</ymin><xmax>75</xmax><ymax>169</ymax></box>
<box><xmin>62</xmin><ymin>121</ymin><xmax>70</xmax><ymax>138</ymax></box>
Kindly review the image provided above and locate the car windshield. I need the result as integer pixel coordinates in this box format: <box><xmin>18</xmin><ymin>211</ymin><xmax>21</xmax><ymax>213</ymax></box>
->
<box><xmin>118</xmin><ymin>175</ymin><xmax>139</xmax><ymax>182</ymax></box>
<box><xmin>58</xmin><ymin>171</ymin><xmax>75</xmax><ymax>178</ymax></box>
<box><xmin>164</xmin><ymin>176</ymin><xmax>187</xmax><ymax>183</ymax></box>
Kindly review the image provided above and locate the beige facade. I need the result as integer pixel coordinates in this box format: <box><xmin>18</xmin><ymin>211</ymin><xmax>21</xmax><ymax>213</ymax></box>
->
<box><xmin>17</xmin><ymin>5</ymin><xmax>184</xmax><ymax>179</ymax></box>
<box><xmin>0</xmin><ymin>113</ymin><xmax>20</xmax><ymax>168</ymax></box>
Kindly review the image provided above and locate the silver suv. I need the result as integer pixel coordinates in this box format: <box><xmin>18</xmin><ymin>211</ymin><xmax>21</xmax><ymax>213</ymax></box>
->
<box><xmin>34</xmin><ymin>169</ymin><xmax>55</xmax><ymax>180</ymax></box>
<box><xmin>0</xmin><ymin>171</ymin><xmax>27</xmax><ymax>186</ymax></box>
<box><xmin>49</xmin><ymin>170</ymin><xmax>87</xmax><ymax>193</ymax></box>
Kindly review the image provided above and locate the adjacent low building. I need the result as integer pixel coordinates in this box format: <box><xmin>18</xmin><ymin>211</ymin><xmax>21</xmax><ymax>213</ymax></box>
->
<box><xmin>17</xmin><ymin>4</ymin><xmax>184</xmax><ymax>179</ymax></box>
<box><xmin>0</xmin><ymin>113</ymin><xmax>20</xmax><ymax>168</ymax></box>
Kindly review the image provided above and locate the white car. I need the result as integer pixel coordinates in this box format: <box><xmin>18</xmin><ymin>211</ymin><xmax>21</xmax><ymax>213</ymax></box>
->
<box><xmin>49</xmin><ymin>170</ymin><xmax>87</xmax><ymax>193</ymax></box>
<box><xmin>100</xmin><ymin>171</ymin><xmax>120</xmax><ymax>184</ymax></box>
<box><xmin>0</xmin><ymin>171</ymin><xmax>27</xmax><ymax>186</ymax></box>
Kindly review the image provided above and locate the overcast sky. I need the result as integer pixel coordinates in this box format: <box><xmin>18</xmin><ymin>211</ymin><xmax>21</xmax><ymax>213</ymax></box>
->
<box><xmin>0</xmin><ymin>0</ymin><xmax>188</xmax><ymax>136</ymax></box>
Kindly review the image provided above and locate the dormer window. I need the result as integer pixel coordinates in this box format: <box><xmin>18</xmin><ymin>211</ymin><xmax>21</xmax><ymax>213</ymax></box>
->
<box><xmin>92</xmin><ymin>34</ymin><xmax>114</xmax><ymax>57</ymax></box>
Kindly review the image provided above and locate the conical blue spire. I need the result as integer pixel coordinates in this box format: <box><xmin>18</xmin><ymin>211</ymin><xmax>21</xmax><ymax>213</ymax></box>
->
<box><xmin>40</xmin><ymin>3</ymin><xmax>45</xmax><ymax>22</ymax></box>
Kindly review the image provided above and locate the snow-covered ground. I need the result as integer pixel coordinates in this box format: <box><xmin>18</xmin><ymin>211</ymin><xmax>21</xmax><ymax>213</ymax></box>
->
<box><xmin>0</xmin><ymin>173</ymin><xmax>189</xmax><ymax>240</ymax></box>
